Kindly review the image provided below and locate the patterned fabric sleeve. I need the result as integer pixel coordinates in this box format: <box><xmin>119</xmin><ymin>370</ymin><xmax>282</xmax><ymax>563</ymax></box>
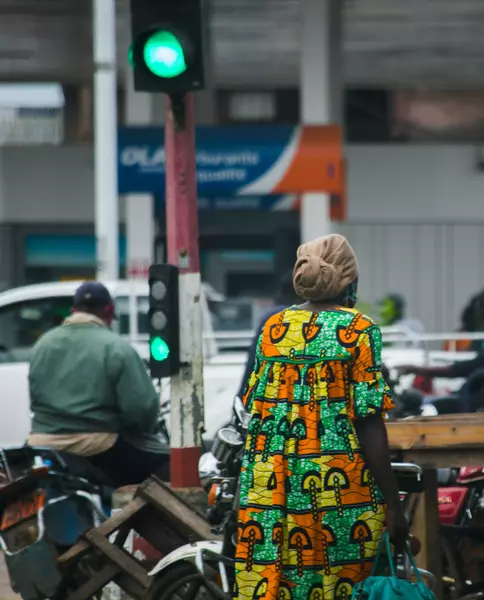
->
<box><xmin>242</xmin><ymin>332</ymin><xmax>263</xmax><ymax>412</ymax></box>
<box><xmin>349</xmin><ymin>323</ymin><xmax>395</xmax><ymax>420</ymax></box>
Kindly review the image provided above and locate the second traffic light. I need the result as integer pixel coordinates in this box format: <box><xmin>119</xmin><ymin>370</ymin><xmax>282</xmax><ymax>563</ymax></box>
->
<box><xmin>149</xmin><ymin>264</ymin><xmax>180</xmax><ymax>379</ymax></box>
<box><xmin>129</xmin><ymin>0</ymin><xmax>205</xmax><ymax>94</ymax></box>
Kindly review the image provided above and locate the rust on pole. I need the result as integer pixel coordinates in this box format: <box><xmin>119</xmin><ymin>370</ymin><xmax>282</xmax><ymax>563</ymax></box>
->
<box><xmin>165</xmin><ymin>92</ymin><xmax>204</xmax><ymax>488</ymax></box>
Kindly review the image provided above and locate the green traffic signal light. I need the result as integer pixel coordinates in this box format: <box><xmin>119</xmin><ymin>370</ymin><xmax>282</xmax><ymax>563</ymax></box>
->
<box><xmin>143</xmin><ymin>30</ymin><xmax>187</xmax><ymax>79</ymax></box>
<box><xmin>151</xmin><ymin>336</ymin><xmax>170</xmax><ymax>362</ymax></box>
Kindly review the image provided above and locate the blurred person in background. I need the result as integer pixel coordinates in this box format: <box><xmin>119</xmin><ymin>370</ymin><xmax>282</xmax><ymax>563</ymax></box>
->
<box><xmin>28</xmin><ymin>282</ymin><xmax>169</xmax><ymax>486</ymax></box>
<box><xmin>443</xmin><ymin>290</ymin><xmax>484</xmax><ymax>352</ymax></box>
<box><xmin>378</xmin><ymin>293</ymin><xmax>425</xmax><ymax>346</ymax></box>
<box><xmin>234</xmin><ymin>234</ymin><xmax>408</xmax><ymax>600</ymax></box>
<box><xmin>237</xmin><ymin>270</ymin><xmax>300</xmax><ymax>397</ymax></box>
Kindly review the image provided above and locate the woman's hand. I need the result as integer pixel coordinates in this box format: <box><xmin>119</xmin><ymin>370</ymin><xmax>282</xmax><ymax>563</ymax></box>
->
<box><xmin>386</xmin><ymin>502</ymin><xmax>409</xmax><ymax>553</ymax></box>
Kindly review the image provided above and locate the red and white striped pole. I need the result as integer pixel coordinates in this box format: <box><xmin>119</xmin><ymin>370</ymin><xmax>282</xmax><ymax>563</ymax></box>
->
<box><xmin>165</xmin><ymin>92</ymin><xmax>204</xmax><ymax>488</ymax></box>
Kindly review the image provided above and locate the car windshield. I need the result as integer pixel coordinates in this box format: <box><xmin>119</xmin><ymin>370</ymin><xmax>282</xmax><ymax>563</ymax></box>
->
<box><xmin>0</xmin><ymin>292</ymin><xmax>255</xmax><ymax>364</ymax></box>
<box><xmin>0</xmin><ymin>294</ymin><xmax>149</xmax><ymax>364</ymax></box>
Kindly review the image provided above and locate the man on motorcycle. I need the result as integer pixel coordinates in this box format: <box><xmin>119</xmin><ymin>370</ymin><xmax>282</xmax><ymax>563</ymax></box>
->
<box><xmin>28</xmin><ymin>282</ymin><xmax>169</xmax><ymax>486</ymax></box>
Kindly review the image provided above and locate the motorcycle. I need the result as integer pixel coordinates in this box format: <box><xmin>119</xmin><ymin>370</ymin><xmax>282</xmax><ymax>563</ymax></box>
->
<box><xmin>148</xmin><ymin>396</ymin><xmax>248</xmax><ymax>600</ymax></box>
<box><xmin>0</xmin><ymin>445</ymin><xmax>114</xmax><ymax>600</ymax></box>
<box><xmin>387</xmin><ymin>365</ymin><xmax>484</xmax><ymax>597</ymax></box>
<box><xmin>148</xmin><ymin>396</ymin><xmax>435</xmax><ymax>600</ymax></box>
<box><xmin>437</xmin><ymin>465</ymin><xmax>484</xmax><ymax>598</ymax></box>
<box><xmin>383</xmin><ymin>364</ymin><xmax>439</xmax><ymax>419</ymax></box>
<box><xmin>0</xmin><ymin>405</ymin><xmax>170</xmax><ymax>600</ymax></box>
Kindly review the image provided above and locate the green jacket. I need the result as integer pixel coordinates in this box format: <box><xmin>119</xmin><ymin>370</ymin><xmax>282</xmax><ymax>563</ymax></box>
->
<box><xmin>29</xmin><ymin>313</ymin><xmax>160</xmax><ymax>444</ymax></box>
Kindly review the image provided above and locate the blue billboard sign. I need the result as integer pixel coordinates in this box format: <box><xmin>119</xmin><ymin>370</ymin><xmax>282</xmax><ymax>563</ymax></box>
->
<box><xmin>118</xmin><ymin>125</ymin><xmax>343</xmax><ymax>197</ymax></box>
<box><xmin>155</xmin><ymin>194</ymin><xmax>299</xmax><ymax>212</ymax></box>
<box><xmin>118</xmin><ymin>126</ymin><xmax>292</xmax><ymax>196</ymax></box>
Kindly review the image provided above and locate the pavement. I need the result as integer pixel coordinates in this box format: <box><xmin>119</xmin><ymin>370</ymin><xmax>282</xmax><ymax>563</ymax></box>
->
<box><xmin>0</xmin><ymin>556</ymin><xmax>19</xmax><ymax>600</ymax></box>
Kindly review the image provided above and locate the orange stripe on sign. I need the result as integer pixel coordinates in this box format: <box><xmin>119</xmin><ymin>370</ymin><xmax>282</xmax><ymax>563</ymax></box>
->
<box><xmin>289</xmin><ymin>147</ymin><xmax>347</xmax><ymax>221</ymax></box>
<box><xmin>273</xmin><ymin>125</ymin><xmax>344</xmax><ymax>196</ymax></box>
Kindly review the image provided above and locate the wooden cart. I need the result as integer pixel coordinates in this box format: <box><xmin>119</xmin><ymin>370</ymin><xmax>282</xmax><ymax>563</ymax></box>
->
<box><xmin>59</xmin><ymin>414</ymin><xmax>484</xmax><ymax>600</ymax></box>
<box><xmin>57</xmin><ymin>476</ymin><xmax>218</xmax><ymax>600</ymax></box>
<box><xmin>388</xmin><ymin>413</ymin><xmax>484</xmax><ymax>600</ymax></box>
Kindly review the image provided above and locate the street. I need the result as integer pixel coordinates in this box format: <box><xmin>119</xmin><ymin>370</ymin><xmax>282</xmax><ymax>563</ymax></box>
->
<box><xmin>0</xmin><ymin>556</ymin><xmax>18</xmax><ymax>600</ymax></box>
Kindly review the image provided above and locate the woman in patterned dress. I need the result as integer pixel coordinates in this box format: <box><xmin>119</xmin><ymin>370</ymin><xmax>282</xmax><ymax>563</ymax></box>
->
<box><xmin>234</xmin><ymin>234</ymin><xmax>408</xmax><ymax>600</ymax></box>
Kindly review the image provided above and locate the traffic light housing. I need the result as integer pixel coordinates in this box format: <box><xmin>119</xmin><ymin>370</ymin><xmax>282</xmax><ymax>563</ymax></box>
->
<box><xmin>129</xmin><ymin>0</ymin><xmax>205</xmax><ymax>94</ymax></box>
<box><xmin>148</xmin><ymin>264</ymin><xmax>180</xmax><ymax>379</ymax></box>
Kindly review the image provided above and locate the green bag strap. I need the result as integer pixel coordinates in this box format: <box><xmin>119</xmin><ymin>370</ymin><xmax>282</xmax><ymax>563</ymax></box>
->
<box><xmin>369</xmin><ymin>531</ymin><xmax>396</xmax><ymax>578</ymax></box>
<box><xmin>370</xmin><ymin>531</ymin><xmax>433</xmax><ymax>599</ymax></box>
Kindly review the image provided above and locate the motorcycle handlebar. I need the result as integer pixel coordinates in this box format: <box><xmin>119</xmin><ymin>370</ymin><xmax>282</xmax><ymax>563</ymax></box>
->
<box><xmin>391</xmin><ymin>462</ymin><xmax>423</xmax><ymax>477</ymax></box>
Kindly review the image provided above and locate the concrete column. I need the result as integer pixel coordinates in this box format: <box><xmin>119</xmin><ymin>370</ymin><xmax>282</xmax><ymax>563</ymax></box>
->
<box><xmin>0</xmin><ymin>149</ymin><xmax>6</xmax><ymax>222</ymax></box>
<box><xmin>0</xmin><ymin>151</ymin><xmax>13</xmax><ymax>290</ymax></box>
<box><xmin>124</xmin><ymin>68</ymin><xmax>154</xmax><ymax>278</ymax></box>
<box><xmin>195</xmin><ymin>0</ymin><xmax>217</xmax><ymax>126</ymax></box>
<box><xmin>195</xmin><ymin>90</ymin><xmax>217</xmax><ymax>125</ymax></box>
<box><xmin>300</xmin><ymin>0</ymin><xmax>342</xmax><ymax>243</ymax></box>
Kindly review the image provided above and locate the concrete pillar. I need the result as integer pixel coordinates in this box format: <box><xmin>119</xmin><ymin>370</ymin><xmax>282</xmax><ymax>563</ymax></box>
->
<box><xmin>300</xmin><ymin>0</ymin><xmax>342</xmax><ymax>243</ymax></box>
<box><xmin>0</xmin><ymin>149</ymin><xmax>6</xmax><ymax>222</ymax></box>
<box><xmin>0</xmin><ymin>152</ymin><xmax>13</xmax><ymax>290</ymax></box>
<box><xmin>195</xmin><ymin>90</ymin><xmax>217</xmax><ymax>125</ymax></box>
<box><xmin>124</xmin><ymin>69</ymin><xmax>154</xmax><ymax>278</ymax></box>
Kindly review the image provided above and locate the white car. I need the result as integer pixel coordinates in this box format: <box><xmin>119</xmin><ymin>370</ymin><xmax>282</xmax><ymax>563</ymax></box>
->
<box><xmin>0</xmin><ymin>280</ymin><xmax>246</xmax><ymax>448</ymax></box>
<box><xmin>0</xmin><ymin>280</ymin><xmax>471</xmax><ymax>450</ymax></box>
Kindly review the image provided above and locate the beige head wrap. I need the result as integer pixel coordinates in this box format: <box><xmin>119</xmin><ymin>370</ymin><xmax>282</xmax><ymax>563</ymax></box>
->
<box><xmin>292</xmin><ymin>234</ymin><xmax>359</xmax><ymax>302</ymax></box>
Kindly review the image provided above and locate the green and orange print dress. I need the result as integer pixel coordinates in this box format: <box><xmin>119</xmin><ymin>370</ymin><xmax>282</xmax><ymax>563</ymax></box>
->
<box><xmin>234</xmin><ymin>307</ymin><xmax>395</xmax><ymax>600</ymax></box>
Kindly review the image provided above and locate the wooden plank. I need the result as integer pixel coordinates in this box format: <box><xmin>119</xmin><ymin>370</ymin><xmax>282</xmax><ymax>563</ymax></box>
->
<box><xmin>58</xmin><ymin>496</ymin><xmax>147</xmax><ymax>566</ymax></box>
<box><xmin>136</xmin><ymin>477</ymin><xmax>215</xmax><ymax>542</ymax></box>
<box><xmin>412</xmin><ymin>469</ymin><xmax>443</xmax><ymax>599</ymax></box>
<box><xmin>84</xmin><ymin>529</ymin><xmax>152</xmax><ymax>589</ymax></box>
<box><xmin>132</xmin><ymin>507</ymin><xmax>191</xmax><ymax>554</ymax></box>
<box><xmin>387</xmin><ymin>419</ymin><xmax>484</xmax><ymax>450</ymax></box>
<box><xmin>394</xmin><ymin>414</ymin><xmax>484</xmax><ymax>424</ymax></box>
<box><xmin>64</xmin><ymin>564</ymin><xmax>120</xmax><ymax>600</ymax></box>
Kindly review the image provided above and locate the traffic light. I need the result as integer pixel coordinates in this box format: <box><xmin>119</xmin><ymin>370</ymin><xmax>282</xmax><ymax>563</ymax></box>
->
<box><xmin>148</xmin><ymin>264</ymin><xmax>180</xmax><ymax>379</ymax></box>
<box><xmin>129</xmin><ymin>0</ymin><xmax>205</xmax><ymax>94</ymax></box>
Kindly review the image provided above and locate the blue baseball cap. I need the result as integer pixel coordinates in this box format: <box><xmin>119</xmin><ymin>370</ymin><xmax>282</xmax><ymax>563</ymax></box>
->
<box><xmin>73</xmin><ymin>282</ymin><xmax>114</xmax><ymax>308</ymax></box>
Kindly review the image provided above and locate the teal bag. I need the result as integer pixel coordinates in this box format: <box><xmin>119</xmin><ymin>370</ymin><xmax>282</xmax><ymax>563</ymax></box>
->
<box><xmin>351</xmin><ymin>531</ymin><xmax>435</xmax><ymax>600</ymax></box>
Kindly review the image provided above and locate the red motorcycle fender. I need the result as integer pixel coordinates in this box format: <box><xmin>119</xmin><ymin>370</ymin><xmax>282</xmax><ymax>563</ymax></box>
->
<box><xmin>438</xmin><ymin>487</ymin><xmax>470</xmax><ymax>525</ymax></box>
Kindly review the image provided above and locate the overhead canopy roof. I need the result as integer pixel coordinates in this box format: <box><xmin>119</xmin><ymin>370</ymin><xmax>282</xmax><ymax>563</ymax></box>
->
<box><xmin>0</xmin><ymin>0</ymin><xmax>482</xmax><ymax>88</ymax></box>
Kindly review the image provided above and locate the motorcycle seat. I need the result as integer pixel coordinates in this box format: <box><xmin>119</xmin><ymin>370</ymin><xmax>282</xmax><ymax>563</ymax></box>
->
<box><xmin>29</xmin><ymin>447</ymin><xmax>116</xmax><ymax>489</ymax></box>
<box><xmin>58</xmin><ymin>452</ymin><xmax>115</xmax><ymax>487</ymax></box>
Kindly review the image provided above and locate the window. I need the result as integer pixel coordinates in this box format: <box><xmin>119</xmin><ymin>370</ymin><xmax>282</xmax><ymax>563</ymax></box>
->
<box><xmin>0</xmin><ymin>297</ymin><xmax>73</xmax><ymax>363</ymax></box>
<box><xmin>229</xmin><ymin>93</ymin><xmax>276</xmax><ymax>122</ymax></box>
<box><xmin>115</xmin><ymin>296</ymin><xmax>149</xmax><ymax>336</ymax></box>
<box><xmin>0</xmin><ymin>294</ymin><xmax>150</xmax><ymax>363</ymax></box>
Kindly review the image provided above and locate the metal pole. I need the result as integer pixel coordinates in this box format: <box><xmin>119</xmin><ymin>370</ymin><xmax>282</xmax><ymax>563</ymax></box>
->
<box><xmin>165</xmin><ymin>92</ymin><xmax>204</xmax><ymax>488</ymax></box>
<box><xmin>93</xmin><ymin>0</ymin><xmax>119</xmax><ymax>280</ymax></box>
<box><xmin>300</xmin><ymin>0</ymin><xmax>340</xmax><ymax>242</ymax></box>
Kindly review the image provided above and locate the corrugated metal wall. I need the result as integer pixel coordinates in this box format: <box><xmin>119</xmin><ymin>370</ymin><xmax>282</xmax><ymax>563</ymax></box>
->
<box><xmin>335</xmin><ymin>222</ymin><xmax>484</xmax><ymax>333</ymax></box>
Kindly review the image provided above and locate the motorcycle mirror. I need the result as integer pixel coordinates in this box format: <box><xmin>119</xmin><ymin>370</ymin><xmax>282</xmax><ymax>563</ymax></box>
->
<box><xmin>233</xmin><ymin>396</ymin><xmax>251</xmax><ymax>429</ymax></box>
<box><xmin>198</xmin><ymin>452</ymin><xmax>220</xmax><ymax>490</ymax></box>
